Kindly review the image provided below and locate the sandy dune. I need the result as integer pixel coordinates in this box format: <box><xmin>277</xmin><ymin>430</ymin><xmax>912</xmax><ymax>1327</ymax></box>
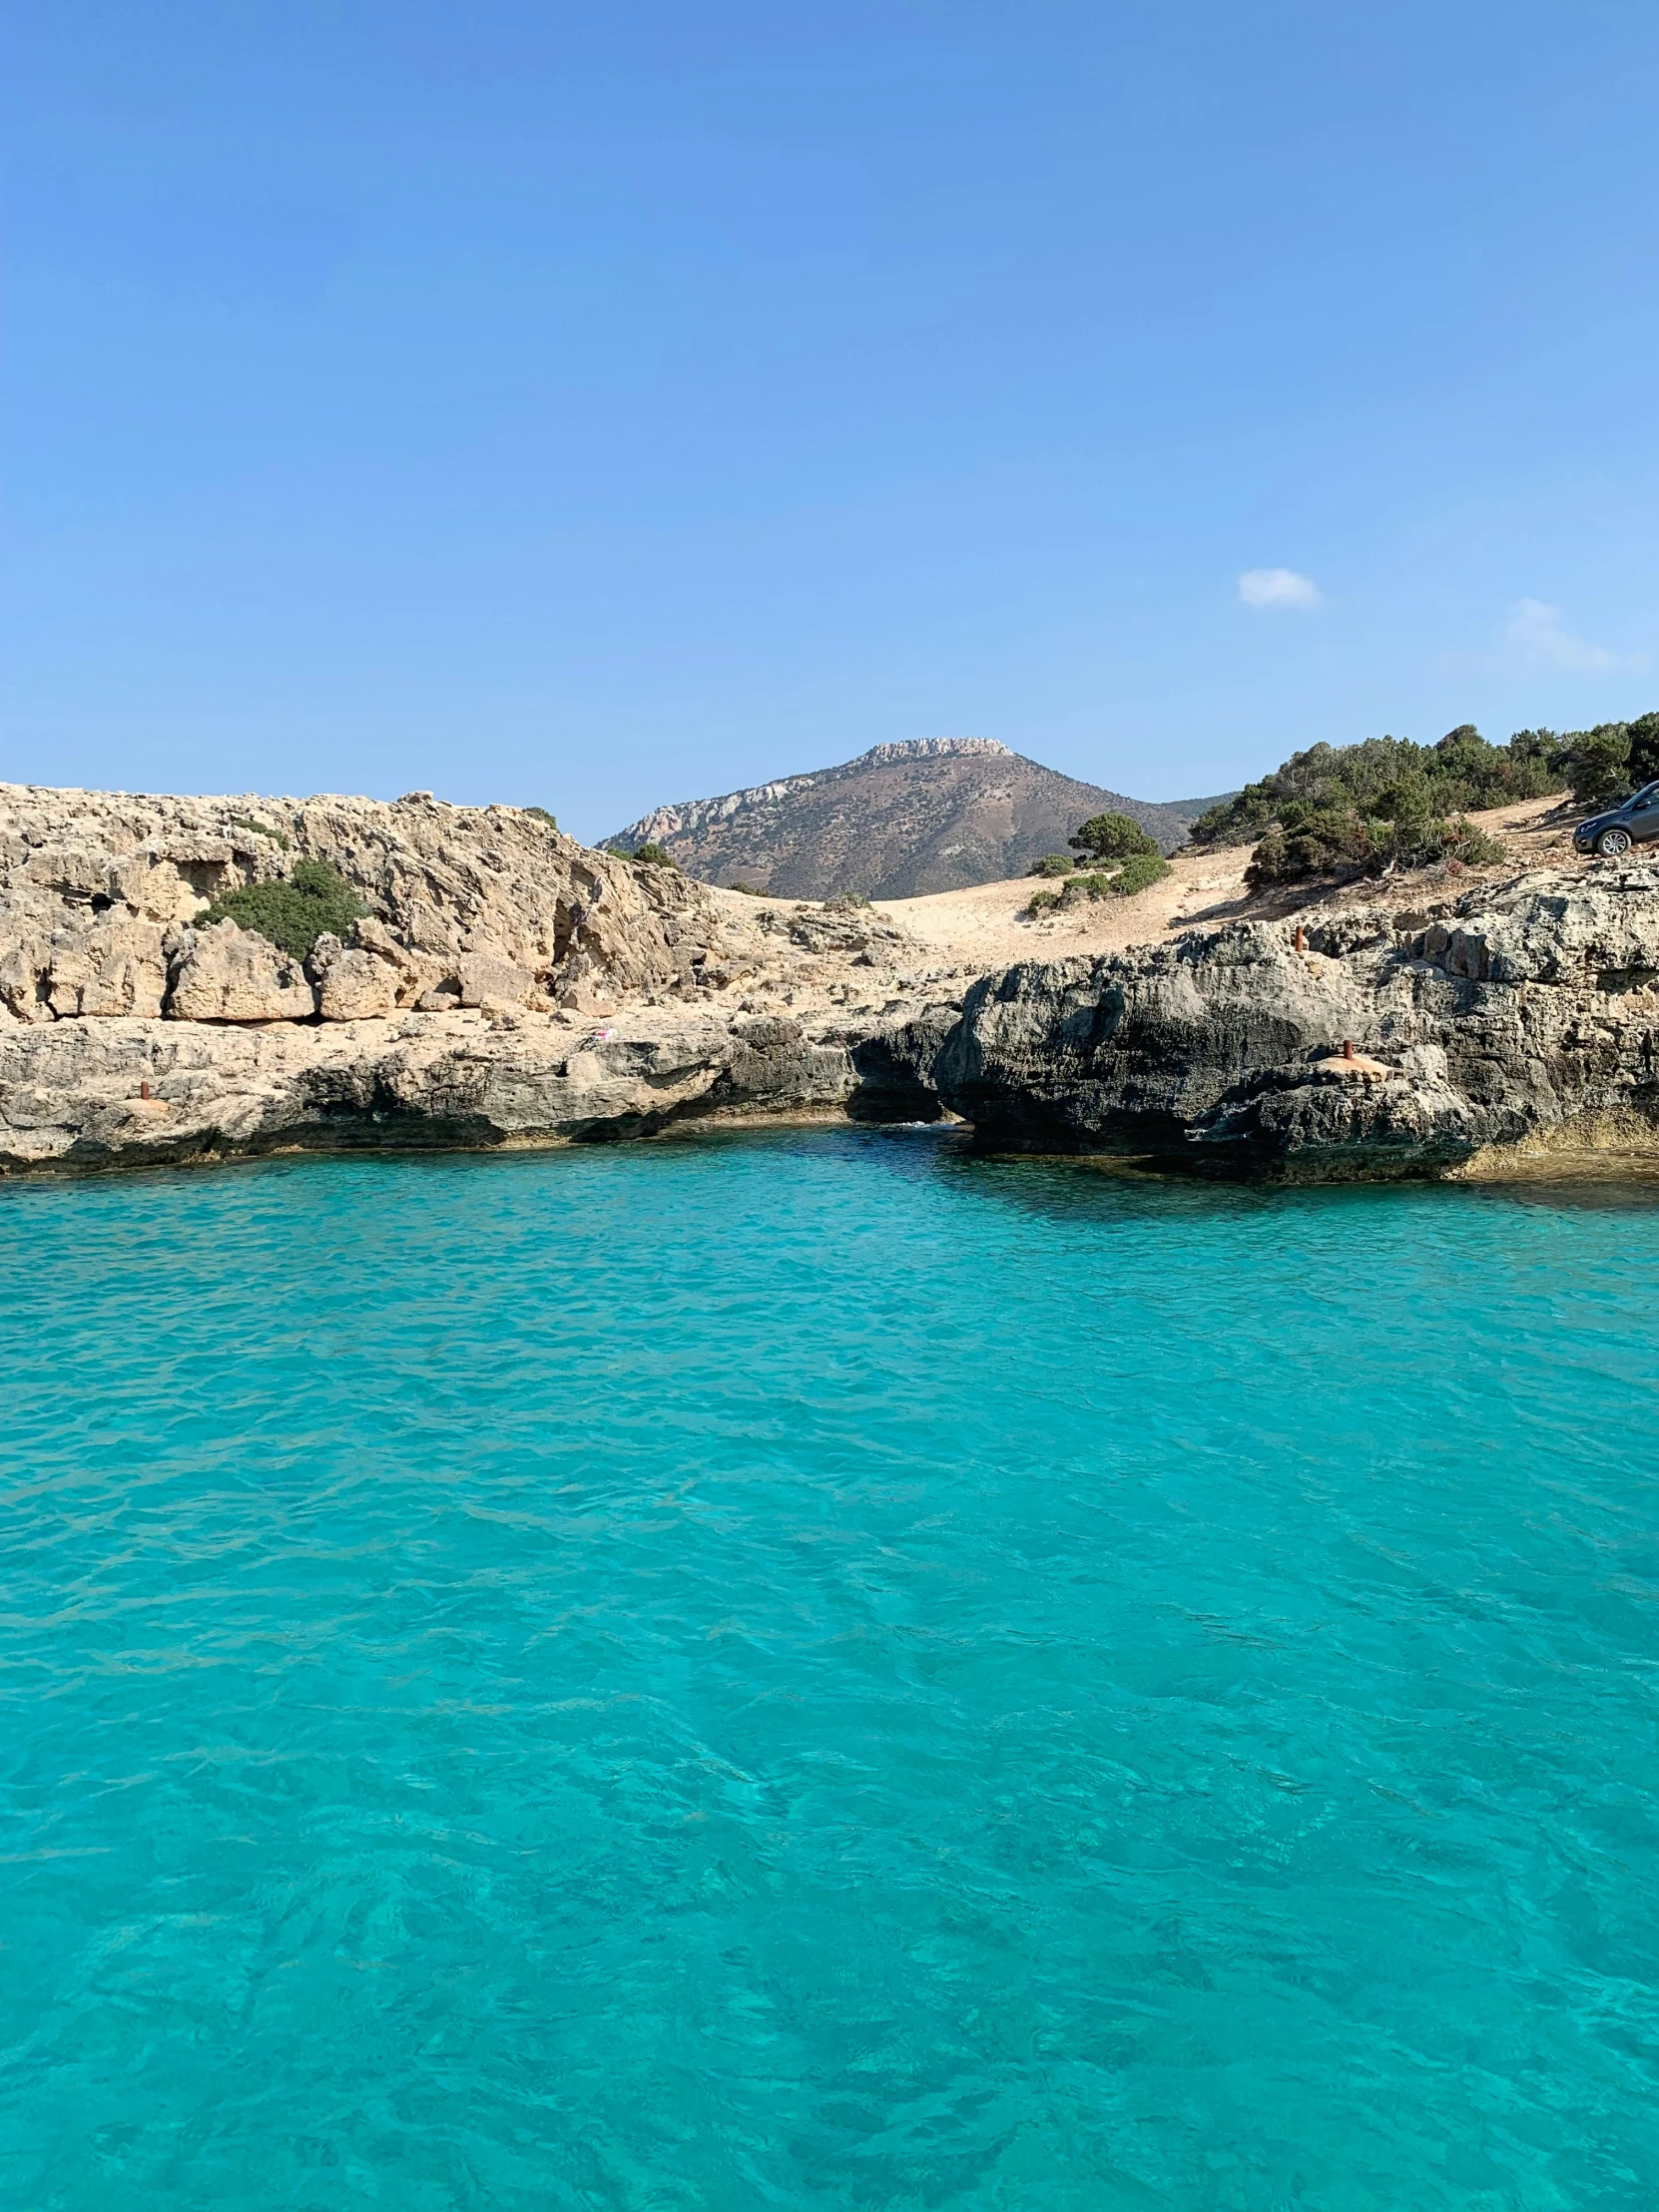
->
<box><xmin>867</xmin><ymin>799</ymin><xmax>1580</xmax><ymax>970</ymax></box>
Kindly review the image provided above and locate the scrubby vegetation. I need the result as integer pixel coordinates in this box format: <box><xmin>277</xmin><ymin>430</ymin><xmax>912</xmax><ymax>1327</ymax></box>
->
<box><xmin>1024</xmin><ymin>847</ymin><xmax>1169</xmax><ymax>915</ymax></box>
<box><xmin>193</xmin><ymin>858</ymin><xmax>367</xmax><ymax>960</ymax></box>
<box><xmin>1189</xmin><ymin>728</ymin><xmax>1564</xmax><ymax>852</ymax></box>
<box><xmin>1242</xmin><ymin>808</ymin><xmax>1505</xmax><ymax>891</ymax></box>
<box><xmin>1063</xmin><ymin>853</ymin><xmax>1169</xmax><ymax>902</ymax></box>
<box><xmin>1558</xmin><ymin>713</ymin><xmax>1659</xmax><ymax>807</ymax></box>
<box><xmin>524</xmin><ymin>806</ymin><xmax>559</xmax><ymax>830</ymax></box>
<box><xmin>1027</xmin><ymin>853</ymin><xmax>1074</xmax><ymax>877</ymax></box>
<box><xmin>1069</xmin><ymin>813</ymin><xmax>1162</xmax><ymax>863</ymax></box>
<box><xmin>1184</xmin><ymin>724</ymin><xmax>1572</xmax><ymax>889</ymax></box>
<box><xmin>229</xmin><ymin>814</ymin><xmax>290</xmax><ymax>850</ymax></box>
<box><xmin>629</xmin><ymin>842</ymin><xmax>679</xmax><ymax>868</ymax></box>
<box><xmin>1107</xmin><ymin>849</ymin><xmax>1170</xmax><ymax>897</ymax></box>
<box><xmin>823</xmin><ymin>890</ymin><xmax>872</xmax><ymax>910</ymax></box>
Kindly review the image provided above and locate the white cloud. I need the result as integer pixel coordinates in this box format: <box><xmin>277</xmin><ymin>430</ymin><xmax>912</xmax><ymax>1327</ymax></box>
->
<box><xmin>1505</xmin><ymin>597</ymin><xmax>1630</xmax><ymax>672</ymax></box>
<box><xmin>1239</xmin><ymin>567</ymin><xmax>1322</xmax><ymax>610</ymax></box>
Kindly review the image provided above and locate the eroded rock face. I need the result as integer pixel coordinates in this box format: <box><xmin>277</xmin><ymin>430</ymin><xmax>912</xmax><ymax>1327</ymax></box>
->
<box><xmin>0</xmin><ymin>783</ymin><xmax>713</xmax><ymax>1017</ymax></box>
<box><xmin>310</xmin><ymin>936</ymin><xmax>402</xmax><ymax>1022</ymax></box>
<box><xmin>934</xmin><ymin>864</ymin><xmax>1659</xmax><ymax>1179</ymax></box>
<box><xmin>168</xmin><ymin>920</ymin><xmax>316</xmax><ymax>1022</ymax></box>
<box><xmin>0</xmin><ymin>779</ymin><xmax>974</xmax><ymax>1170</ymax></box>
<box><xmin>0</xmin><ymin>1005</ymin><xmax>939</xmax><ymax>1170</ymax></box>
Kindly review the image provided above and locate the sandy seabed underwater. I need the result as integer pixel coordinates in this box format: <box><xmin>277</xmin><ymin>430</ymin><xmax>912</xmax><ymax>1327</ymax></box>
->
<box><xmin>3</xmin><ymin>1126</ymin><xmax>1657</xmax><ymax>2210</ymax></box>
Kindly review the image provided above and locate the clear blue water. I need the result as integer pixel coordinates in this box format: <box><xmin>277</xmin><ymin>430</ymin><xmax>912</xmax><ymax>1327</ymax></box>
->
<box><xmin>4</xmin><ymin>1129</ymin><xmax>1659</xmax><ymax>2211</ymax></box>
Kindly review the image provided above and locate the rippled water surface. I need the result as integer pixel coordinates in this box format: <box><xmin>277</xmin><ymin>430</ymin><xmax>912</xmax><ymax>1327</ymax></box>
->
<box><xmin>4</xmin><ymin>1130</ymin><xmax>1659</xmax><ymax>2210</ymax></box>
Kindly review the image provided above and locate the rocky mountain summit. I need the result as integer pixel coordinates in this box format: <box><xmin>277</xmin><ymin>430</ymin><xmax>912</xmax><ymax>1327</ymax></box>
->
<box><xmin>934</xmin><ymin>861</ymin><xmax>1659</xmax><ymax>1179</ymax></box>
<box><xmin>607</xmin><ymin>738</ymin><xmax>1201</xmax><ymax>898</ymax></box>
<box><xmin>0</xmin><ymin>783</ymin><xmax>969</xmax><ymax>1172</ymax></box>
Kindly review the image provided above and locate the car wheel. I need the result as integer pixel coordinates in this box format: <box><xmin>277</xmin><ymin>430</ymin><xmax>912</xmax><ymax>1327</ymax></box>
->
<box><xmin>1597</xmin><ymin>827</ymin><xmax>1633</xmax><ymax>857</ymax></box>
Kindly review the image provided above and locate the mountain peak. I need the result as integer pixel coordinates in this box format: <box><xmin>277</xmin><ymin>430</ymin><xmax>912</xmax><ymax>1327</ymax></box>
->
<box><xmin>847</xmin><ymin>738</ymin><xmax>1012</xmax><ymax>767</ymax></box>
<box><xmin>607</xmin><ymin>742</ymin><xmax>1196</xmax><ymax>899</ymax></box>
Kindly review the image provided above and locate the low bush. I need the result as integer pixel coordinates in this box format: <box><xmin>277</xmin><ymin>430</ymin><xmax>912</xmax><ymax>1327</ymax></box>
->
<box><xmin>1025</xmin><ymin>887</ymin><xmax>1062</xmax><ymax>914</ymax></box>
<box><xmin>1110</xmin><ymin>849</ymin><xmax>1169</xmax><ymax>896</ymax></box>
<box><xmin>1028</xmin><ymin>853</ymin><xmax>1074</xmax><ymax>877</ymax></box>
<box><xmin>193</xmin><ymin>857</ymin><xmax>367</xmax><ymax>960</ymax></box>
<box><xmin>630</xmin><ymin>842</ymin><xmax>678</xmax><ymax>868</ymax></box>
<box><xmin>1060</xmin><ymin>870</ymin><xmax>1117</xmax><ymax>904</ymax></box>
<box><xmin>823</xmin><ymin>890</ymin><xmax>872</xmax><ymax>910</ymax></box>
<box><xmin>1243</xmin><ymin>808</ymin><xmax>1505</xmax><ymax>891</ymax></box>
<box><xmin>523</xmin><ymin>805</ymin><xmax>559</xmax><ymax>830</ymax></box>
<box><xmin>229</xmin><ymin>814</ymin><xmax>290</xmax><ymax>850</ymax></box>
<box><xmin>1049</xmin><ymin>853</ymin><xmax>1171</xmax><ymax>906</ymax></box>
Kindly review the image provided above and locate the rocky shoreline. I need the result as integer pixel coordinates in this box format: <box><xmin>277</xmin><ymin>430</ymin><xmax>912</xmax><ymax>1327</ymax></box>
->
<box><xmin>3</xmin><ymin>779</ymin><xmax>1654</xmax><ymax>1183</ymax></box>
<box><xmin>934</xmin><ymin>861</ymin><xmax>1659</xmax><ymax>1181</ymax></box>
<box><xmin>0</xmin><ymin>782</ymin><xmax>967</xmax><ymax>1173</ymax></box>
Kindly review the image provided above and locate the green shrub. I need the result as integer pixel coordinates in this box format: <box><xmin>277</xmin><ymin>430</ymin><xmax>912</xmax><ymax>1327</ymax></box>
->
<box><xmin>1025</xmin><ymin>887</ymin><xmax>1062</xmax><ymax>914</ymax></box>
<box><xmin>1069</xmin><ymin>812</ymin><xmax>1162</xmax><ymax>862</ymax></box>
<box><xmin>1243</xmin><ymin>807</ymin><xmax>1505</xmax><ymax>890</ymax></box>
<box><xmin>1059</xmin><ymin>870</ymin><xmax>1117</xmax><ymax>904</ymax></box>
<box><xmin>727</xmin><ymin>880</ymin><xmax>767</xmax><ymax>895</ymax></box>
<box><xmin>1558</xmin><ymin>716</ymin><xmax>1659</xmax><ymax>808</ymax></box>
<box><xmin>523</xmin><ymin>805</ymin><xmax>559</xmax><ymax>830</ymax></box>
<box><xmin>630</xmin><ymin>842</ymin><xmax>678</xmax><ymax>868</ymax></box>
<box><xmin>1028</xmin><ymin>853</ymin><xmax>1074</xmax><ymax>877</ymax></box>
<box><xmin>229</xmin><ymin>813</ymin><xmax>290</xmax><ymax>850</ymax></box>
<box><xmin>1110</xmin><ymin>850</ymin><xmax>1169</xmax><ymax>896</ymax></box>
<box><xmin>1191</xmin><ymin>725</ymin><xmax>1571</xmax><ymax>849</ymax></box>
<box><xmin>823</xmin><ymin>890</ymin><xmax>872</xmax><ymax>910</ymax></box>
<box><xmin>194</xmin><ymin>857</ymin><xmax>367</xmax><ymax>960</ymax></box>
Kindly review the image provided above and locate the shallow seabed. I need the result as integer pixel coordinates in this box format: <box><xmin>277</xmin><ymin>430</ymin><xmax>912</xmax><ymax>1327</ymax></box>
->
<box><xmin>3</xmin><ymin>1128</ymin><xmax>1658</xmax><ymax>2210</ymax></box>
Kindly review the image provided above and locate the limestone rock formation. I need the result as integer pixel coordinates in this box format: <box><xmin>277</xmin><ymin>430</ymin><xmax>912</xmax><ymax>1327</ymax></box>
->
<box><xmin>10</xmin><ymin>774</ymin><xmax>1649</xmax><ymax>1185</ymax></box>
<box><xmin>169</xmin><ymin>919</ymin><xmax>316</xmax><ymax>1022</ymax></box>
<box><xmin>0</xmin><ymin>1003</ymin><xmax>965</xmax><ymax>1171</ymax></box>
<box><xmin>0</xmin><ymin>782</ymin><xmax>718</xmax><ymax>1026</ymax></box>
<box><xmin>934</xmin><ymin>862</ymin><xmax>1659</xmax><ymax>1178</ymax></box>
<box><xmin>0</xmin><ymin>780</ymin><xmax>971</xmax><ymax>1173</ymax></box>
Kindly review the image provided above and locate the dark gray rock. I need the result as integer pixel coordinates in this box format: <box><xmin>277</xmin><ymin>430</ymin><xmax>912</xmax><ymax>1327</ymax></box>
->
<box><xmin>934</xmin><ymin>864</ymin><xmax>1659</xmax><ymax>1180</ymax></box>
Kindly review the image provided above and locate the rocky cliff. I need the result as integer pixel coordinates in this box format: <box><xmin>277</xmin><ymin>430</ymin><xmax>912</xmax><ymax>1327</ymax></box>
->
<box><xmin>7</xmin><ymin>781</ymin><xmax>1651</xmax><ymax>1185</ymax></box>
<box><xmin>607</xmin><ymin>738</ymin><xmax>1198</xmax><ymax>898</ymax></box>
<box><xmin>933</xmin><ymin>861</ymin><xmax>1659</xmax><ymax>1179</ymax></box>
<box><xmin>0</xmin><ymin>783</ymin><xmax>968</xmax><ymax>1173</ymax></box>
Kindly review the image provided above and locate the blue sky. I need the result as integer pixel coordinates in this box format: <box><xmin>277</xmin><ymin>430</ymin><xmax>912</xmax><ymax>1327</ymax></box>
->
<box><xmin>3</xmin><ymin>2</ymin><xmax>1656</xmax><ymax>839</ymax></box>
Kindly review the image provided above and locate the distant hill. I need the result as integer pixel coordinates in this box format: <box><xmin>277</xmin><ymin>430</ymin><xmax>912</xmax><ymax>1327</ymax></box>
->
<box><xmin>605</xmin><ymin>739</ymin><xmax>1213</xmax><ymax>900</ymax></box>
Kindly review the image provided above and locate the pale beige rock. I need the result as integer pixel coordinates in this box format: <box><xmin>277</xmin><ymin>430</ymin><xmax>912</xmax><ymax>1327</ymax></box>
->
<box><xmin>168</xmin><ymin>920</ymin><xmax>316</xmax><ymax>1023</ymax></box>
<box><xmin>455</xmin><ymin>951</ymin><xmax>535</xmax><ymax>1010</ymax></box>
<box><xmin>0</xmin><ymin>778</ymin><xmax>974</xmax><ymax>1171</ymax></box>
<box><xmin>315</xmin><ymin>951</ymin><xmax>399</xmax><ymax>1021</ymax></box>
<box><xmin>0</xmin><ymin>1003</ymin><xmax>917</xmax><ymax>1170</ymax></box>
<box><xmin>309</xmin><ymin>933</ymin><xmax>403</xmax><ymax>1021</ymax></box>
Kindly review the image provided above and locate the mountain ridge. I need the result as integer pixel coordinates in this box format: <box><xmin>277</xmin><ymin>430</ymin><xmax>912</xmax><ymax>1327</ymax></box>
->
<box><xmin>606</xmin><ymin>738</ymin><xmax>1207</xmax><ymax>899</ymax></box>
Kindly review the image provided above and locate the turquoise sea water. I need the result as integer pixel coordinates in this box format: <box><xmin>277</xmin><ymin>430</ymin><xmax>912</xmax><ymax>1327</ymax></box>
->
<box><xmin>3</xmin><ymin>1130</ymin><xmax>1659</xmax><ymax>2211</ymax></box>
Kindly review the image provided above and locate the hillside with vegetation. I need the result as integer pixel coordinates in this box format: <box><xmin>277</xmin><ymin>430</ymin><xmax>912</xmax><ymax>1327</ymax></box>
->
<box><xmin>1189</xmin><ymin>718</ymin><xmax>1659</xmax><ymax>889</ymax></box>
